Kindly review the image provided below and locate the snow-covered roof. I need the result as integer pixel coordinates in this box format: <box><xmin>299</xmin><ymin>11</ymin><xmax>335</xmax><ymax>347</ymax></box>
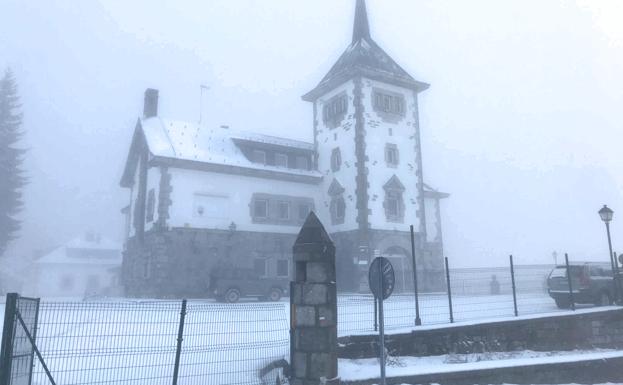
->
<box><xmin>35</xmin><ymin>237</ymin><xmax>122</xmax><ymax>266</ymax></box>
<box><xmin>138</xmin><ymin>117</ymin><xmax>320</xmax><ymax>176</ymax></box>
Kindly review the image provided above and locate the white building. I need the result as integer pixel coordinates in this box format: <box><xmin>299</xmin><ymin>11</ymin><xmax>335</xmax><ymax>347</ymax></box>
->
<box><xmin>28</xmin><ymin>234</ymin><xmax>122</xmax><ymax>298</ymax></box>
<box><xmin>120</xmin><ymin>0</ymin><xmax>448</xmax><ymax>297</ymax></box>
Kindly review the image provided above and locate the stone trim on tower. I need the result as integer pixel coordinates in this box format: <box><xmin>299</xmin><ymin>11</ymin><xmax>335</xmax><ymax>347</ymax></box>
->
<box><xmin>412</xmin><ymin>91</ymin><xmax>427</xmax><ymax>238</ymax></box>
<box><xmin>353</xmin><ymin>76</ymin><xmax>370</xmax><ymax>258</ymax></box>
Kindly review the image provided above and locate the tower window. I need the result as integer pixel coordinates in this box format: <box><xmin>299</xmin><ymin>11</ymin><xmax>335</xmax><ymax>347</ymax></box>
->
<box><xmin>323</xmin><ymin>93</ymin><xmax>348</xmax><ymax>128</ymax></box>
<box><xmin>328</xmin><ymin>178</ymin><xmax>346</xmax><ymax>225</ymax></box>
<box><xmin>331</xmin><ymin>147</ymin><xmax>342</xmax><ymax>172</ymax></box>
<box><xmin>383</xmin><ymin>175</ymin><xmax>405</xmax><ymax>223</ymax></box>
<box><xmin>385</xmin><ymin>144</ymin><xmax>399</xmax><ymax>167</ymax></box>
<box><xmin>373</xmin><ymin>89</ymin><xmax>405</xmax><ymax>117</ymax></box>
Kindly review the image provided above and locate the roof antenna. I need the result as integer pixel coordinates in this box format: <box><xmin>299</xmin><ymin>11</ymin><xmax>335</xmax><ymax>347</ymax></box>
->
<box><xmin>199</xmin><ymin>84</ymin><xmax>210</xmax><ymax>125</ymax></box>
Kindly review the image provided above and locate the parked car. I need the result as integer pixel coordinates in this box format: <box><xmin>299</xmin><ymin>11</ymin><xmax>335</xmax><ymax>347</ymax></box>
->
<box><xmin>208</xmin><ymin>267</ymin><xmax>289</xmax><ymax>303</ymax></box>
<box><xmin>547</xmin><ymin>262</ymin><xmax>615</xmax><ymax>308</ymax></box>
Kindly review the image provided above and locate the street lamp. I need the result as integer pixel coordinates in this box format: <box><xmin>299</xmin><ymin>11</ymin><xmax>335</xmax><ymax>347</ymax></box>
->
<box><xmin>598</xmin><ymin>205</ymin><xmax>618</xmax><ymax>302</ymax></box>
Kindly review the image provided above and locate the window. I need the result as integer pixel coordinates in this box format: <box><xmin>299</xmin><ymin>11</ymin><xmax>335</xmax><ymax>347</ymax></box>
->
<box><xmin>253</xmin><ymin>199</ymin><xmax>268</xmax><ymax>219</ymax></box>
<box><xmin>323</xmin><ymin>93</ymin><xmax>348</xmax><ymax>127</ymax></box>
<box><xmin>277</xmin><ymin>260</ymin><xmax>289</xmax><ymax>277</ymax></box>
<box><xmin>328</xmin><ymin>178</ymin><xmax>346</xmax><ymax>225</ymax></box>
<box><xmin>373</xmin><ymin>89</ymin><xmax>405</xmax><ymax>116</ymax></box>
<box><xmin>386</xmin><ymin>193</ymin><xmax>400</xmax><ymax>217</ymax></box>
<box><xmin>146</xmin><ymin>189</ymin><xmax>155</xmax><ymax>222</ymax></box>
<box><xmin>331</xmin><ymin>197</ymin><xmax>346</xmax><ymax>223</ymax></box>
<box><xmin>251</xmin><ymin>149</ymin><xmax>266</xmax><ymax>164</ymax></box>
<box><xmin>385</xmin><ymin>144</ymin><xmax>399</xmax><ymax>167</ymax></box>
<box><xmin>383</xmin><ymin>175</ymin><xmax>405</xmax><ymax>222</ymax></box>
<box><xmin>298</xmin><ymin>204</ymin><xmax>311</xmax><ymax>221</ymax></box>
<box><xmin>275</xmin><ymin>153</ymin><xmax>288</xmax><ymax>168</ymax></box>
<box><xmin>277</xmin><ymin>201</ymin><xmax>290</xmax><ymax>220</ymax></box>
<box><xmin>254</xmin><ymin>258</ymin><xmax>267</xmax><ymax>277</ymax></box>
<box><xmin>296</xmin><ymin>156</ymin><xmax>309</xmax><ymax>170</ymax></box>
<box><xmin>331</xmin><ymin>148</ymin><xmax>342</xmax><ymax>172</ymax></box>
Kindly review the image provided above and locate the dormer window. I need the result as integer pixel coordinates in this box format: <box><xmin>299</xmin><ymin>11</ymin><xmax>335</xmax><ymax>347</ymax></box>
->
<box><xmin>275</xmin><ymin>153</ymin><xmax>288</xmax><ymax>168</ymax></box>
<box><xmin>251</xmin><ymin>150</ymin><xmax>266</xmax><ymax>164</ymax></box>
<box><xmin>331</xmin><ymin>148</ymin><xmax>342</xmax><ymax>172</ymax></box>
<box><xmin>296</xmin><ymin>156</ymin><xmax>309</xmax><ymax>170</ymax></box>
<box><xmin>323</xmin><ymin>93</ymin><xmax>348</xmax><ymax>128</ymax></box>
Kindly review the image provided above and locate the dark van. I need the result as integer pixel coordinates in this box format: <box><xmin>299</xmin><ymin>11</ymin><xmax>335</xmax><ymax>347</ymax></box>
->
<box><xmin>208</xmin><ymin>267</ymin><xmax>289</xmax><ymax>303</ymax></box>
<box><xmin>547</xmin><ymin>262</ymin><xmax>615</xmax><ymax>308</ymax></box>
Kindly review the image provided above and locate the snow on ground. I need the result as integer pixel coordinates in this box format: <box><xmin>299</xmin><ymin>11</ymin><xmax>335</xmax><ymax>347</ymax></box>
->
<box><xmin>0</xmin><ymin>293</ymin><xmax>619</xmax><ymax>385</ymax></box>
<box><xmin>339</xmin><ymin>349</ymin><xmax>623</xmax><ymax>381</ymax></box>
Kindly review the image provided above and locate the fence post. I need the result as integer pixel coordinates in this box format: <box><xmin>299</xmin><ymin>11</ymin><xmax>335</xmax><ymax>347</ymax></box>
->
<box><xmin>445</xmin><ymin>258</ymin><xmax>454</xmax><ymax>323</ymax></box>
<box><xmin>510</xmin><ymin>255</ymin><xmax>518</xmax><ymax>316</ymax></box>
<box><xmin>172</xmin><ymin>299</ymin><xmax>187</xmax><ymax>385</ymax></box>
<box><xmin>564</xmin><ymin>253</ymin><xmax>575</xmax><ymax>311</ymax></box>
<box><xmin>410</xmin><ymin>225</ymin><xmax>422</xmax><ymax>326</ymax></box>
<box><xmin>0</xmin><ymin>293</ymin><xmax>18</xmax><ymax>385</ymax></box>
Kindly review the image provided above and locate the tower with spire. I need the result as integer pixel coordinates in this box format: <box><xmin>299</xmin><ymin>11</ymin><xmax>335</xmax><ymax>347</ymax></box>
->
<box><xmin>304</xmin><ymin>0</ymin><xmax>445</xmax><ymax>291</ymax></box>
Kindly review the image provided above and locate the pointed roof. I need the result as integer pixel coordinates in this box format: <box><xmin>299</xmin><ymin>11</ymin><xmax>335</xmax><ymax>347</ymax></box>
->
<box><xmin>303</xmin><ymin>0</ymin><xmax>429</xmax><ymax>102</ymax></box>
<box><xmin>295</xmin><ymin>211</ymin><xmax>333</xmax><ymax>246</ymax></box>
<box><xmin>327</xmin><ymin>178</ymin><xmax>345</xmax><ymax>196</ymax></box>
<box><xmin>383</xmin><ymin>175</ymin><xmax>405</xmax><ymax>191</ymax></box>
<box><xmin>352</xmin><ymin>0</ymin><xmax>371</xmax><ymax>43</ymax></box>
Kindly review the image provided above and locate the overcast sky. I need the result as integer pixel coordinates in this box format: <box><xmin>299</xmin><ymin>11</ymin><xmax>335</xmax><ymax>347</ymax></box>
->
<box><xmin>1</xmin><ymin>0</ymin><xmax>622</xmax><ymax>270</ymax></box>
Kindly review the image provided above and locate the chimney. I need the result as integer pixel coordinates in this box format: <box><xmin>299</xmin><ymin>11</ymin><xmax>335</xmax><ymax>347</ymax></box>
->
<box><xmin>143</xmin><ymin>88</ymin><xmax>159</xmax><ymax>118</ymax></box>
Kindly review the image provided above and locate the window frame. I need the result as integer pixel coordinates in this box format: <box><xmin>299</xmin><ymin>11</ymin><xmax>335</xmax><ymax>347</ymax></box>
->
<box><xmin>277</xmin><ymin>200</ymin><xmax>291</xmax><ymax>220</ymax></box>
<box><xmin>253</xmin><ymin>199</ymin><xmax>269</xmax><ymax>219</ymax></box>
<box><xmin>251</xmin><ymin>149</ymin><xmax>266</xmax><ymax>165</ymax></box>
<box><xmin>276</xmin><ymin>259</ymin><xmax>289</xmax><ymax>278</ymax></box>
<box><xmin>331</xmin><ymin>147</ymin><xmax>342</xmax><ymax>172</ymax></box>
<box><xmin>275</xmin><ymin>153</ymin><xmax>288</xmax><ymax>168</ymax></box>
<box><xmin>385</xmin><ymin>144</ymin><xmax>399</xmax><ymax>167</ymax></box>
<box><xmin>323</xmin><ymin>93</ymin><xmax>348</xmax><ymax>128</ymax></box>
<box><xmin>296</xmin><ymin>155</ymin><xmax>309</xmax><ymax>170</ymax></box>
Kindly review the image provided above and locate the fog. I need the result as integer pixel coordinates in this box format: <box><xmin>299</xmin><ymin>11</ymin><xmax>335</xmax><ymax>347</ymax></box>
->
<box><xmin>1</xmin><ymin>0</ymin><xmax>622</xmax><ymax>280</ymax></box>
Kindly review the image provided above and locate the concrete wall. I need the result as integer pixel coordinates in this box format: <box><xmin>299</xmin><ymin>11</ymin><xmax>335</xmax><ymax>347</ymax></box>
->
<box><xmin>339</xmin><ymin>308</ymin><xmax>623</xmax><ymax>358</ymax></box>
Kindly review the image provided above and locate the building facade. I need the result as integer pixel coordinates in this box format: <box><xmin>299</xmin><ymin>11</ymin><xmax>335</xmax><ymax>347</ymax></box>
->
<box><xmin>121</xmin><ymin>0</ymin><xmax>448</xmax><ymax>297</ymax></box>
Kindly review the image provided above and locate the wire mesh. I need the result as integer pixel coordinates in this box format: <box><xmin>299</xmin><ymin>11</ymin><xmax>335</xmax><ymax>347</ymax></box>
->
<box><xmin>26</xmin><ymin>299</ymin><xmax>288</xmax><ymax>385</ymax></box>
<box><xmin>336</xmin><ymin>264</ymin><xmax>560</xmax><ymax>335</ymax></box>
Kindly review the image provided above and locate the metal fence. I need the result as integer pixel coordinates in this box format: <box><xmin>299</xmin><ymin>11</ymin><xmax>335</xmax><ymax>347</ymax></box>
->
<box><xmin>337</xmin><ymin>262</ymin><xmax>555</xmax><ymax>335</ymax></box>
<box><xmin>24</xmin><ymin>299</ymin><xmax>288</xmax><ymax>385</ymax></box>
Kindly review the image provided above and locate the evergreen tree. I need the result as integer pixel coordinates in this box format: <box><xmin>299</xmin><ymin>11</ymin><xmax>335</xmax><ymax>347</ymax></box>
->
<box><xmin>0</xmin><ymin>68</ymin><xmax>26</xmax><ymax>256</ymax></box>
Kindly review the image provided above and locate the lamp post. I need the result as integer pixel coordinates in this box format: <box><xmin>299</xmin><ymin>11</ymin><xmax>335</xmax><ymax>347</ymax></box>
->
<box><xmin>598</xmin><ymin>205</ymin><xmax>618</xmax><ymax>302</ymax></box>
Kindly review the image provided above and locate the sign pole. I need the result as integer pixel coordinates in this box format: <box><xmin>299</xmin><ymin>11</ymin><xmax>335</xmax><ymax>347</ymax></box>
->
<box><xmin>378</xmin><ymin>260</ymin><xmax>386</xmax><ymax>385</ymax></box>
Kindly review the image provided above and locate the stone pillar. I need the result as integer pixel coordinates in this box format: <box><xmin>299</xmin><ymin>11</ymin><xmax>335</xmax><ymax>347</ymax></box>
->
<box><xmin>290</xmin><ymin>212</ymin><xmax>339</xmax><ymax>385</ymax></box>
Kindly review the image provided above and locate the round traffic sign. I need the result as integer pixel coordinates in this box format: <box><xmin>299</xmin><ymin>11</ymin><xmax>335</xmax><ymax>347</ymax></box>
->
<box><xmin>368</xmin><ymin>257</ymin><xmax>395</xmax><ymax>300</ymax></box>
